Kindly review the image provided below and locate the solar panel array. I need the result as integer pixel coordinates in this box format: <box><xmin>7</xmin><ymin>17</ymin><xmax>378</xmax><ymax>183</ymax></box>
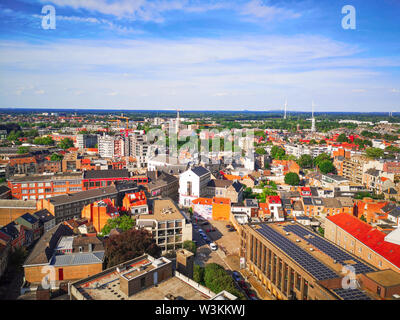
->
<box><xmin>333</xmin><ymin>288</ymin><xmax>371</xmax><ymax>300</ymax></box>
<box><xmin>282</xmin><ymin>224</ymin><xmax>375</xmax><ymax>274</ymax></box>
<box><xmin>255</xmin><ymin>224</ymin><xmax>338</xmax><ymax>281</ymax></box>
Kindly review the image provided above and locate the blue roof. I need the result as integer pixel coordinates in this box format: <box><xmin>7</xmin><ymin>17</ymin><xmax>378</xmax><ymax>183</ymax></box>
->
<box><xmin>20</xmin><ymin>213</ymin><xmax>38</xmax><ymax>225</ymax></box>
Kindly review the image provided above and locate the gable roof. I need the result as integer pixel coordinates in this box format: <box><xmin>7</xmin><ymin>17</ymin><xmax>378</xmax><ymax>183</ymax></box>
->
<box><xmin>327</xmin><ymin>213</ymin><xmax>400</xmax><ymax>269</ymax></box>
<box><xmin>191</xmin><ymin>166</ymin><xmax>210</xmax><ymax>177</ymax></box>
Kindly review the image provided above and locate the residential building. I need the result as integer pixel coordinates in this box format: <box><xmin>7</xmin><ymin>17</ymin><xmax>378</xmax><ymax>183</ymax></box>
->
<box><xmin>81</xmin><ymin>199</ymin><xmax>119</xmax><ymax>233</ymax></box>
<box><xmin>192</xmin><ymin>197</ymin><xmax>231</xmax><ymax>221</ymax></box>
<box><xmin>23</xmin><ymin>223</ymin><xmax>104</xmax><ymax>284</ymax></box>
<box><xmin>82</xmin><ymin>169</ymin><xmax>148</xmax><ymax>191</ymax></box>
<box><xmin>33</xmin><ymin>209</ymin><xmax>56</xmax><ymax>234</ymax></box>
<box><xmin>122</xmin><ymin>191</ymin><xmax>148</xmax><ymax>215</ymax></box>
<box><xmin>206</xmin><ymin>179</ymin><xmax>244</xmax><ymax>203</ymax></box>
<box><xmin>146</xmin><ymin>170</ymin><xmax>179</xmax><ymax>200</ymax></box>
<box><xmin>15</xmin><ymin>213</ymin><xmax>41</xmax><ymax>241</ymax></box>
<box><xmin>136</xmin><ymin>199</ymin><xmax>192</xmax><ymax>253</ymax></box>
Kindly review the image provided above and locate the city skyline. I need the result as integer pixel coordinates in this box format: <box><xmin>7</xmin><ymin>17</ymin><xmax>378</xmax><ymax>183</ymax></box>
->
<box><xmin>0</xmin><ymin>0</ymin><xmax>399</xmax><ymax>111</ymax></box>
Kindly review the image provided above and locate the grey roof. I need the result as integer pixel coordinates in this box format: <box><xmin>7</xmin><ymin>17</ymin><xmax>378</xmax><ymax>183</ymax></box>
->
<box><xmin>365</xmin><ymin>168</ymin><xmax>380</xmax><ymax>177</ymax></box>
<box><xmin>0</xmin><ymin>199</ymin><xmax>37</xmax><ymax>208</ymax></box>
<box><xmin>388</xmin><ymin>208</ymin><xmax>400</xmax><ymax>218</ymax></box>
<box><xmin>381</xmin><ymin>202</ymin><xmax>397</xmax><ymax>213</ymax></box>
<box><xmin>310</xmin><ymin>187</ymin><xmax>319</xmax><ymax>197</ymax></box>
<box><xmin>0</xmin><ymin>185</ymin><xmax>10</xmax><ymax>195</ymax></box>
<box><xmin>8</xmin><ymin>172</ymin><xmax>82</xmax><ymax>183</ymax></box>
<box><xmin>302</xmin><ymin>197</ymin><xmax>313</xmax><ymax>205</ymax></box>
<box><xmin>51</xmin><ymin>252</ymin><xmax>104</xmax><ymax>266</ymax></box>
<box><xmin>83</xmin><ymin>169</ymin><xmax>130</xmax><ymax>179</ymax></box>
<box><xmin>49</xmin><ymin>185</ymin><xmax>118</xmax><ymax>206</ymax></box>
<box><xmin>191</xmin><ymin>166</ymin><xmax>210</xmax><ymax>177</ymax></box>
<box><xmin>24</xmin><ymin>223</ymin><xmax>74</xmax><ymax>266</ymax></box>
<box><xmin>18</xmin><ymin>213</ymin><xmax>38</xmax><ymax>225</ymax></box>
<box><xmin>33</xmin><ymin>209</ymin><xmax>55</xmax><ymax>223</ymax></box>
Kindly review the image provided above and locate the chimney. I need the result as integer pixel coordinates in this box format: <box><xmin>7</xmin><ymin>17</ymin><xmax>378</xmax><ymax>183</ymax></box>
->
<box><xmin>88</xmin><ymin>243</ymin><xmax>93</xmax><ymax>252</ymax></box>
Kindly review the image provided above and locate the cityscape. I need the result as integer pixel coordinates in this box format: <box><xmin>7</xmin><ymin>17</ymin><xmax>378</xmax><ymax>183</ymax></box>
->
<box><xmin>0</xmin><ymin>0</ymin><xmax>399</xmax><ymax>312</ymax></box>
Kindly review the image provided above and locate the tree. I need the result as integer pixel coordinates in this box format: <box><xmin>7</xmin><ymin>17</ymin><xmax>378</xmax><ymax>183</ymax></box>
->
<box><xmin>193</xmin><ymin>264</ymin><xmax>205</xmax><ymax>285</ymax></box>
<box><xmin>104</xmin><ymin>229</ymin><xmax>161</xmax><ymax>268</ymax></box>
<box><xmin>314</xmin><ymin>153</ymin><xmax>331</xmax><ymax>167</ymax></box>
<box><xmin>101</xmin><ymin>215</ymin><xmax>135</xmax><ymax>236</ymax></box>
<box><xmin>59</xmin><ymin>138</ymin><xmax>74</xmax><ymax>150</ymax></box>
<box><xmin>365</xmin><ymin>147</ymin><xmax>384</xmax><ymax>159</ymax></box>
<box><xmin>297</xmin><ymin>154</ymin><xmax>313</xmax><ymax>169</ymax></box>
<box><xmin>270</xmin><ymin>145</ymin><xmax>286</xmax><ymax>160</ymax></box>
<box><xmin>50</xmin><ymin>153</ymin><xmax>64</xmax><ymax>161</ymax></box>
<box><xmin>17</xmin><ymin>146</ymin><xmax>30</xmax><ymax>154</ymax></box>
<box><xmin>284</xmin><ymin>172</ymin><xmax>300</xmax><ymax>186</ymax></box>
<box><xmin>34</xmin><ymin>136</ymin><xmax>54</xmax><ymax>145</ymax></box>
<box><xmin>318</xmin><ymin>160</ymin><xmax>335</xmax><ymax>174</ymax></box>
<box><xmin>183</xmin><ymin>240</ymin><xmax>197</xmax><ymax>255</ymax></box>
<box><xmin>202</xmin><ymin>263</ymin><xmax>244</xmax><ymax>299</ymax></box>
<box><xmin>255</xmin><ymin>147</ymin><xmax>266</xmax><ymax>155</ymax></box>
<box><xmin>336</xmin><ymin>133</ymin><xmax>349</xmax><ymax>143</ymax></box>
<box><xmin>360</xmin><ymin>215</ymin><xmax>367</xmax><ymax>222</ymax></box>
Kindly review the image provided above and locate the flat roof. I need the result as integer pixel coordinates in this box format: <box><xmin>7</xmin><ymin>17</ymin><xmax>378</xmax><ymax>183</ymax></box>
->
<box><xmin>0</xmin><ymin>199</ymin><xmax>37</xmax><ymax>208</ymax></box>
<box><xmin>364</xmin><ymin>269</ymin><xmax>400</xmax><ymax>288</ymax></box>
<box><xmin>252</xmin><ymin>221</ymin><xmax>376</xmax><ymax>282</ymax></box>
<box><xmin>138</xmin><ymin>199</ymin><xmax>184</xmax><ymax>221</ymax></box>
<box><xmin>49</xmin><ymin>185</ymin><xmax>118</xmax><ymax>206</ymax></box>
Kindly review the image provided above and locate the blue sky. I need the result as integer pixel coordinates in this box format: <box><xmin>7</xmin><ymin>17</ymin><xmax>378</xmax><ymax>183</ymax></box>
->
<box><xmin>0</xmin><ymin>0</ymin><xmax>399</xmax><ymax>112</ymax></box>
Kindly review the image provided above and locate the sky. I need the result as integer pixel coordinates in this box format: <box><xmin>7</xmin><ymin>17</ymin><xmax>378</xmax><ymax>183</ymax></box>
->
<box><xmin>0</xmin><ymin>0</ymin><xmax>399</xmax><ymax>112</ymax></box>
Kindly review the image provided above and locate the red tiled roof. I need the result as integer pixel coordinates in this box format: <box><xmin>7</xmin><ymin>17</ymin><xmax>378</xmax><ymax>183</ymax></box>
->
<box><xmin>327</xmin><ymin>213</ymin><xmax>400</xmax><ymax>269</ymax></box>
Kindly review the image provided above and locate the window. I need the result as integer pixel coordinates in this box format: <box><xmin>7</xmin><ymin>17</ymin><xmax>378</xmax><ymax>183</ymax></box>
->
<box><xmin>378</xmin><ymin>261</ymin><xmax>382</xmax><ymax>267</ymax></box>
<box><xmin>29</xmin><ymin>183</ymin><xmax>35</xmax><ymax>187</ymax></box>
<box><xmin>368</xmin><ymin>253</ymin><xmax>372</xmax><ymax>260</ymax></box>
<box><xmin>140</xmin><ymin>277</ymin><xmax>146</xmax><ymax>288</ymax></box>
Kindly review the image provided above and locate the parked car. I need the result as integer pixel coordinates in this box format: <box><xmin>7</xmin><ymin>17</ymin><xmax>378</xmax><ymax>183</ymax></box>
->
<box><xmin>232</xmin><ymin>271</ymin><xmax>241</xmax><ymax>282</ymax></box>
<box><xmin>249</xmin><ymin>293</ymin><xmax>258</xmax><ymax>300</ymax></box>
<box><xmin>209</xmin><ymin>242</ymin><xmax>218</xmax><ymax>251</ymax></box>
<box><xmin>225</xmin><ymin>224</ymin><xmax>231</xmax><ymax>229</ymax></box>
<box><xmin>228</xmin><ymin>227</ymin><xmax>235</xmax><ymax>232</ymax></box>
<box><xmin>201</xmin><ymin>221</ymin><xmax>209</xmax><ymax>226</ymax></box>
<box><xmin>205</xmin><ymin>239</ymin><xmax>211</xmax><ymax>245</ymax></box>
<box><xmin>193</xmin><ymin>223</ymin><xmax>198</xmax><ymax>229</ymax></box>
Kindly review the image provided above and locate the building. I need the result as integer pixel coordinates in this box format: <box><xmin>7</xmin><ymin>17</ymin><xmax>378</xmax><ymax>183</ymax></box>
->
<box><xmin>340</xmin><ymin>155</ymin><xmax>369</xmax><ymax>184</ymax></box>
<box><xmin>36</xmin><ymin>185</ymin><xmax>121</xmax><ymax>224</ymax></box>
<box><xmin>7</xmin><ymin>172</ymin><xmax>83</xmax><ymax>200</ymax></box>
<box><xmin>122</xmin><ymin>191</ymin><xmax>148</xmax><ymax>215</ymax></box>
<box><xmin>136</xmin><ymin>199</ymin><xmax>192</xmax><ymax>253</ymax></box>
<box><xmin>0</xmin><ymin>240</ymin><xmax>11</xmax><ymax>280</ymax></box>
<box><xmin>0</xmin><ymin>199</ymin><xmax>37</xmax><ymax>226</ymax></box>
<box><xmin>325</xmin><ymin>213</ymin><xmax>400</xmax><ymax>273</ymax></box>
<box><xmin>0</xmin><ymin>221</ymin><xmax>26</xmax><ymax>249</ymax></box>
<box><xmin>23</xmin><ymin>223</ymin><xmax>104</xmax><ymax>285</ymax></box>
<box><xmin>81</xmin><ymin>199</ymin><xmax>119</xmax><ymax>234</ymax></box>
<box><xmin>15</xmin><ymin>213</ymin><xmax>41</xmax><ymax>241</ymax></box>
<box><xmin>33</xmin><ymin>209</ymin><xmax>56</xmax><ymax>234</ymax></box>
<box><xmin>146</xmin><ymin>171</ymin><xmax>179</xmax><ymax>200</ymax></box>
<box><xmin>82</xmin><ymin>169</ymin><xmax>148</xmax><ymax>191</ymax></box>
<box><xmin>206</xmin><ymin>179</ymin><xmax>244</xmax><ymax>203</ymax></box>
<box><xmin>192</xmin><ymin>197</ymin><xmax>231</xmax><ymax>221</ymax></box>
<box><xmin>69</xmin><ymin>253</ymin><xmax>237</xmax><ymax>300</ymax></box>
<box><xmin>76</xmin><ymin>134</ymin><xmax>98</xmax><ymax>150</ymax></box>
<box><xmin>129</xmin><ymin>132</ymin><xmax>149</xmax><ymax>168</ymax></box>
<box><xmin>240</xmin><ymin>221</ymin><xmax>386</xmax><ymax>300</ymax></box>
<box><xmin>179</xmin><ymin>166</ymin><xmax>211</xmax><ymax>207</ymax></box>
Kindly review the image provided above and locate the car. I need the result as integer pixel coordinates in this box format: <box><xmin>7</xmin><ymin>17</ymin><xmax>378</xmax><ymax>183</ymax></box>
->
<box><xmin>199</xmin><ymin>230</ymin><xmax>205</xmax><ymax>235</ymax></box>
<box><xmin>239</xmin><ymin>281</ymin><xmax>248</xmax><ymax>290</ymax></box>
<box><xmin>209</xmin><ymin>242</ymin><xmax>218</xmax><ymax>251</ymax></box>
<box><xmin>225</xmin><ymin>224</ymin><xmax>231</xmax><ymax>229</ymax></box>
<box><xmin>249</xmin><ymin>293</ymin><xmax>258</xmax><ymax>300</ymax></box>
<box><xmin>232</xmin><ymin>271</ymin><xmax>241</xmax><ymax>282</ymax></box>
<box><xmin>228</xmin><ymin>227</ymin><xmax>235</xmax><ymax>232</ymax></box>
<box><xmin>193</xmin><ymin>224</ymin><xmax>198</xmax><ymax>229</ymax></box>
<box><xmin>205</xmin><ymin>239</ymin><xmax>211</xmax><ymax>244</ymax></box>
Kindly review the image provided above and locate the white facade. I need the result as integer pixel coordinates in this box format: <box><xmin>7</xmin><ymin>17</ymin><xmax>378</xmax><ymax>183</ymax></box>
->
<box><xmin>179</xmin><ymin>167</ymin><xmax>211</xmax><ymax>207</ymax></box>
<box><xmin>98</xmin><ymin>135</ymin><xmax>115</xmax><ymax>158</ymax></box>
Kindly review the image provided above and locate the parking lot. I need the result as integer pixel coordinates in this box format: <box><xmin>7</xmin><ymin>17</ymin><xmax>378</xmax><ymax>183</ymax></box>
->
<box><xmin>191</xmin><ymin>218</ymin><xmax>261</xmax><ymax>300</ymax></box>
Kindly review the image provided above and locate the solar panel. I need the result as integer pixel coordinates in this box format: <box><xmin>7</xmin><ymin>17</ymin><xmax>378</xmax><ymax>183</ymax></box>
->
<box><xmin>255</xmin><ymin>224</ymin><xmax>338</xmax><ymax>281</ymax></box>
<box><xmin>333</xmin><ymin>288</ymin><xmax>371</xmax><ymax>300</ymax></box>
<box><xmin>283</xmin><ymin>224</ymin><xmax>375</xmax><ymax>274</ymax></box>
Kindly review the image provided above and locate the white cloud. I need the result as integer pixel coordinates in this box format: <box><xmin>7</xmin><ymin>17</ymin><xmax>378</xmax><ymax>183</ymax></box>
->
<box><xmin>240</xmin><ymin>0</ymin><xmax>301</xmax><ymax>21</ymax></box>
<box><xmin>0</xmin><ymin>35</ymin><xmax>399</xmax><ymax>111</ymax></box>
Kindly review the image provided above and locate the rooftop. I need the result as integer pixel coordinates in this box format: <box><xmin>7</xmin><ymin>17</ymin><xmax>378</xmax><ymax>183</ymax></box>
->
<box><xmin>83</xmin><ymin>169</ymin><xmax>131</xmax><ymax>179</ymax></box>
<box><xmin>364</xmin><ymin>269</ymin><xmax>400</xmax><ymax>288</ymax></box>
<box><xmin>49</xmin><ymin>185</ymin><xmax>118</xmax><ymax>206</ymax></box>
<box><xmin>138</xmin><ymin>199</ymin><xmax>185</xmax><ymax>222</ymax></box>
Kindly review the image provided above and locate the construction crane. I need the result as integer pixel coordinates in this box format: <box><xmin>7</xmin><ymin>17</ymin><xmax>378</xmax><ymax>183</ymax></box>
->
<box><xmin>116</xmin><ymin>116</ymin><xmax>130</xmax><ymax>137</ymax></box>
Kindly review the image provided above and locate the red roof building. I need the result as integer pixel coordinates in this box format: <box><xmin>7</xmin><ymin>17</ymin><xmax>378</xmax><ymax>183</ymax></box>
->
<box><xmin>326</xmin><ymin>213</ymin><xmax>400</xmax><ymax>273</ymax></box>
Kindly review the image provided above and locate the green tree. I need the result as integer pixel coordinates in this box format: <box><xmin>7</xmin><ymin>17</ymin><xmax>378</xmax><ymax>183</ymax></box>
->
<box><xmin>17</xmin><ymin>146</ymin><xmax>30</xmax><ymax>154</ymax></box>
<box><xmin>314</xmin><ymin>153</ymin><xmax>331</xmax><ymax>167</ymax></box>
<box><xmin>183</xmin><ymin>240</ymin><xmax>197</xmax><ymax>255</ymax></box>
<box><xmin>101</xmin><ymin>215</ymin><xmax>135</xmax><ymax>236</ymax></box>
<box><xmin>50</xmin><ymin>153</ymin><xmax>64</xmax><ymax>161</ymax></box>
<box><xmin>318</xmin><ymin>160</ymin><xmax>335</xmax><ymax>174</ymax></box>
<box><xmin>193</xmin><ymin>264</ymin><xmax>205</xmax><ymax>285</ymax></box>
<box><xmin>255</xmin><ymin>147</ymin><xmax>266</xmax><ymax>155</ymax></box>
<box><xmin>365</xmin><ymin>147</ymin><xmax>384</xmax><ymax>159</ymax></box>
<box><xmin>284</xmin><ymin>172</ymin><xmax>300</xmax><ymax>186</ymax></box>
<box><xmin>297</xmin><ymin>154</ymin><xmax>313</xmax><ymax>169</ymax></box>
<box><xmin>59</xmin><ymin>138</ymin><xmax>74</xmax><ymax>150</ymax></box>
<box><xmin>336</xmin><ymin>133</ymin><xmax>349</xmax><ymax>143</ymax></box>
<box><xmin>34</xmin><ymin>136</ymin><xmax>54</xmax><ymax>145</ymax></box>
<box><xmin>270</xmin><ymin>145</ymin><xmax>286</xmax><ymax>160</ymax></box>
<box><xmin>360</xmin><ymin>215</ymin><xmax>367</xmax><ymax>222</ymax></box>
